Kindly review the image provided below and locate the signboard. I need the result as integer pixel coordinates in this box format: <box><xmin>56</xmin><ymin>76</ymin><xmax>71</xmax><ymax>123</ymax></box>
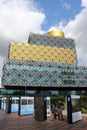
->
<box><xmin>19</xmin><ymin>97</ymin><xmax>34</xmax><ymax>115</ymax></box>
<box><xmin>19</xmin><ymin>97</ymin><xmax>51</xmax><ymax>116</ymax></box>
<box><xmin>46</xmin><ymin>97</ymin><xmax>51</xmax><ymax>116</ymax></box>
<box><xmin>67</xmin><ymin>95</ymin><xmax>82</xmax><ymax>123</ymax></box>
<box><xmin>11</xmin><ymin>97</ymin><xmax>19</xmax><ymax>112</ymax></box>
<box><xmin>1</xmin><ymin>97</ymin><xmax>6</xmax><ymax>110</ymax></box>
<box><xmin>71</xmin><ymin>95</ymin><xmax>82</xmax><ymax>123</ymax></box>
<box><xmin>0</xmin><ymin>98</ymin><xmax>1</xmax><ymax>109</ymax></box>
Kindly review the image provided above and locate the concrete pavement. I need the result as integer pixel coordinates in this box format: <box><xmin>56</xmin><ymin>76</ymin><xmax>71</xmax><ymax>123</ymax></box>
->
<box><xmin>0</xmin><ymin>110</ymin><xmax>87</xmax><ymax>130</ymax></box>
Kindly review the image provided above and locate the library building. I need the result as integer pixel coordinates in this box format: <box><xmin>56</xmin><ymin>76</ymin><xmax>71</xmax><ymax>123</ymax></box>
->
<box><xmin>0</xmin><ymin>30</ymin><xmax>87</xmax><ymax>123</ymax></box>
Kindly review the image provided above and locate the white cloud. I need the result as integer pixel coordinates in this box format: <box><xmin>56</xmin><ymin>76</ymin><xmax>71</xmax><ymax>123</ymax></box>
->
<box><xmin>81</xmin><ymin>0</ymin><xmax>87</xmax><ymax>7</ymax></box>
<box><xmin>62</xmin><ymin>3</ymin><xmax>71</xmax><ymax>10</ymax></box>
<box><xmin>0</xmin><ymin>77</ymin><xmax>3</xmax><ymax>88</ymax></box>
<box><xmin>61</xmin><ymin>0</ymin><xmax>71</xmax><ymax>10</ymax></box>
<box><xmin>0</xmin><ymin>0</ymin><xmax>45</xmax><ymax>77</ymax></box>
<box><xmin>0</xmin><ymin>55</ymin><xmax>6</xmax><ymax>78</ymax></box>
<box><xmin>0</xmin><ymin>78</ymin><xmax>1</xmax><ymax>88</ymax></box>
<box><xmin>0</xmin><ymin>0</ymin><xmax>45</xmax><ymax>55</ymax></box>
<box><xmin>49</xmin><ymin>0</ymin><xmax>87</xmax><ymax>66</ymax></box>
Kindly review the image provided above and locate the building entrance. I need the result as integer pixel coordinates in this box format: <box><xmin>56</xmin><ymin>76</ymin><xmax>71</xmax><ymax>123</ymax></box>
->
<box><xmin>0</xmin><ymin>89</ymin><xmax>85</xmax><ymax>123</ymax></box>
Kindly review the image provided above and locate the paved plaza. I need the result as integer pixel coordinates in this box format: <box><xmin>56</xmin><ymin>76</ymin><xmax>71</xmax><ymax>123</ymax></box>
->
<box><xmin>0</xmin><ymin>110</ymin><xmax>87</xmax><ymax>130</ymax></box>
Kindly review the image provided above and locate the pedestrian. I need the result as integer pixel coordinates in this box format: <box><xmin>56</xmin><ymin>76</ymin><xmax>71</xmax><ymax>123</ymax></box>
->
<box><xmin>51</xmin><ymin>105</ymin><xmax>57</xmax><ymax>121</ymax></box>
<box><xmin>56</xmin><ymin>101</ymin><xmax>64</xmax><ymax>120</ymax></box>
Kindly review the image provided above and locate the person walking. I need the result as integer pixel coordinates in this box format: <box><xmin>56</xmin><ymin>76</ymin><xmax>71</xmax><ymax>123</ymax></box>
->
<box><xmin>51</xmin><ymin>105</ymin><xmax>57</xmax><ymax>121</ymax></box>
<box><xmin>56</xmin><ymin>101</ymin><xmax>64</xmax><ymax>120</ymax></box>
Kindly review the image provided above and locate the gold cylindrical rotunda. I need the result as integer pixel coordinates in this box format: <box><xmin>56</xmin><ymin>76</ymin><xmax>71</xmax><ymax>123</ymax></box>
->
<box><xmin>48</xmin><ymin>30</ymin><xmax>64</xmax><ymax>37</ymax></box>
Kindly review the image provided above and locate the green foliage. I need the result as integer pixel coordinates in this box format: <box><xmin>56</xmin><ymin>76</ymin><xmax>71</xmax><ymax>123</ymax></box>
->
<box><xmin>50</xmin><ymin>96</ymin><xmax>65</xmax><ymax>109</ymax></box>
<box><xmin>50</xmin><ymin>95</ymin><xmax>87</xmax><ymax>113</ymax></box>
<box><xmin>51</xmin><ymin>95</ymin><xmax>87</xmax><ymax>113</ymax></box>
<box><xmin>80</xmin><ymin>95</ymin><xmax>87</xmax><ymax>114</ymax></box>
<box><xmin>82</xmin><ymin>108</ymin><xmax>87</xmax><ymax>114</ymax></box>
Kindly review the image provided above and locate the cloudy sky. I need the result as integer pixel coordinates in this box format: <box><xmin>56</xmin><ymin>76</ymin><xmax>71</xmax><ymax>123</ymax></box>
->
<box><xmin>0</xmin><ymin>0</ymin><xmax>87</xmax><ymax>81</ymax></box>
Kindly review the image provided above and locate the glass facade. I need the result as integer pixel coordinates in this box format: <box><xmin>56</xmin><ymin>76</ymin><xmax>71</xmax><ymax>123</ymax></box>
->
<box><xmin>0</xmin><ymin>88</ymin><xmax>85</xmax><ymax>97</ymax></box>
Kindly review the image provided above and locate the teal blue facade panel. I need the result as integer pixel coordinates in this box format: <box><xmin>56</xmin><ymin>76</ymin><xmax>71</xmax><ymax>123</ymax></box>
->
<box><xmin>2</xmin><ymin>60</ymin><xmax>87</xmax><ymax>87</ymax></box>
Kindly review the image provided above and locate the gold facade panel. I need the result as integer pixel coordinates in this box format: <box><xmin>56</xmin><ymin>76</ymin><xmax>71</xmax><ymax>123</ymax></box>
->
<box><xmin>9</xmin><ymin>42</ymin><xmax>76</xmax><ymax>64</ymax></box>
